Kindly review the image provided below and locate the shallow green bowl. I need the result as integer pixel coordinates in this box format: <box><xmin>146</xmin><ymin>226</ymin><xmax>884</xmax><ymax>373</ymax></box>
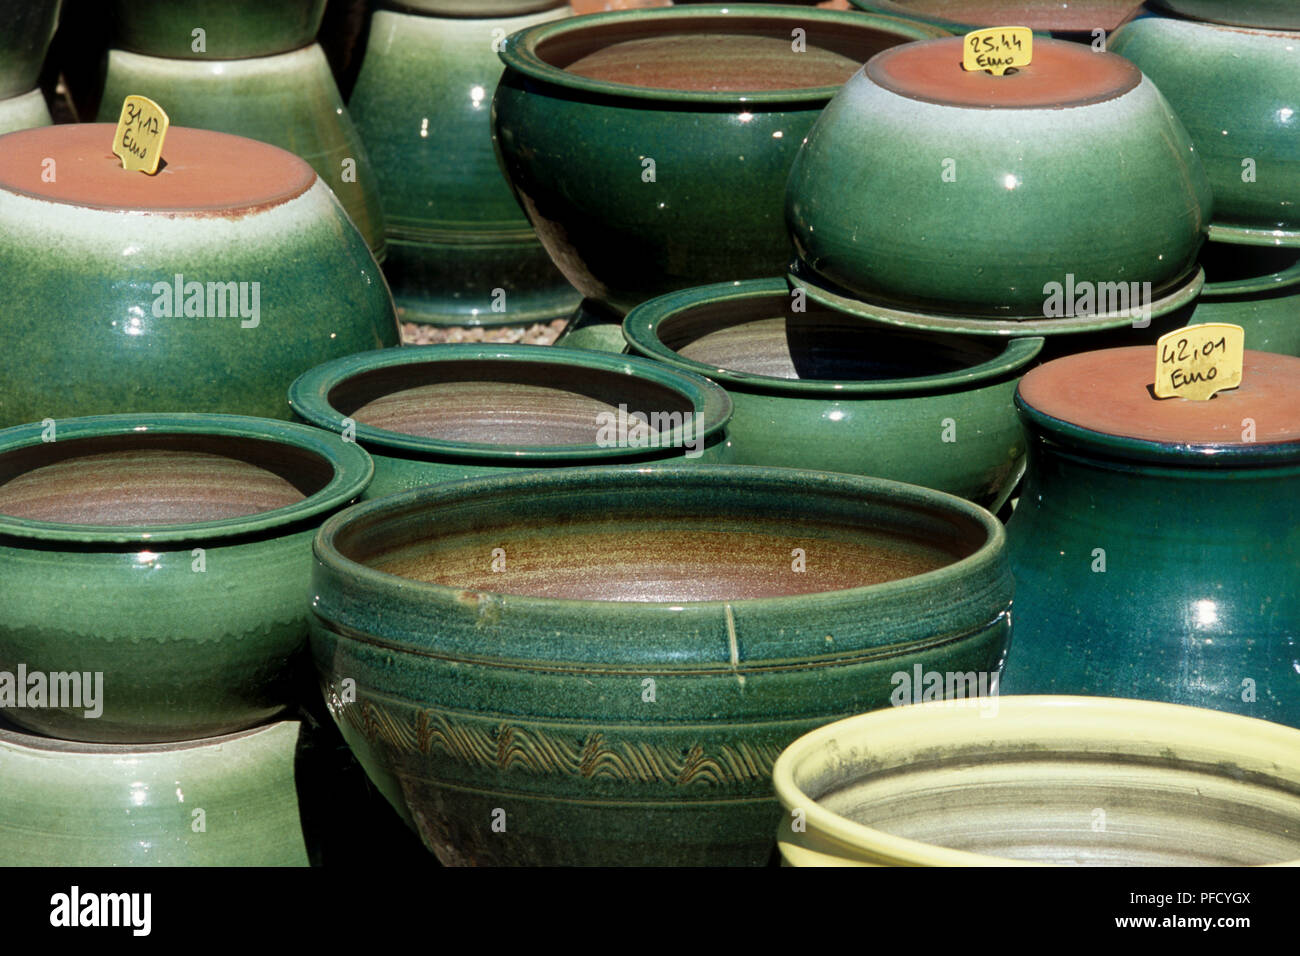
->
<box><xmin>110</xmin><ymin>0</ymin><xmax>327</xmax><ymax>59</ymax></box>
<box><xmin>0</xmin><ymin>414</ymin><xmax>373</xmax><ymax>743</ymax></box>
<box><xmin>1189</xmin><ymin>242</ymin><xmax>1300</xmax><ymax>357</ymax></box>
<box><xmin>0</xmin><ymin>0</ymin><xmax>61</xmax><ymax>99</ymax></box>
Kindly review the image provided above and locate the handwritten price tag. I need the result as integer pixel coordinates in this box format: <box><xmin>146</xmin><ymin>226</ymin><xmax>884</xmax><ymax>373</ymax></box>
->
<box><xmin>963</xmin><ymin>27</ymin><xmax>1033</xmax><ymax>76</ymax></box>
<box><xmin>111</xmin><ymin>95</ymin><xmax>169</xmax><ymax>175</ymax></box>
<box><xmin>1154</xmin><ymin>323</ymin><xmax>1245</xmax><ymax>401</ymax></box>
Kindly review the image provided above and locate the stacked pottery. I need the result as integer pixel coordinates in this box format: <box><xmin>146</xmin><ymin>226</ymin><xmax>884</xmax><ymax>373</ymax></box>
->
<box><xmin>98</xmin><ymin>0</ymin><xmax>386</xmax><ymax>260</ymax></box>
<box><xmin>846</xmin><ymin>0</ymin><xmax>1146</xmax><ymax>39</ymax></box>
<box><xmin>0</xmin><ymin>0</ymin><xmax>60</xmax><ymax>133</ymax></box>
<box><xmin>348</xmin><ymin>1</ymin><xmax>581</xmax><ymax>328</ymax></box>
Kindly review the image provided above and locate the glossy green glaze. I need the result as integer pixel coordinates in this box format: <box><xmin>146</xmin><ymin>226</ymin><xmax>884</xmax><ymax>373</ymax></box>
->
<box><xmin>846</xmin><ymin>0</ymin><xmax>1143</xmax><ymax>34</ymax></box>
<box><xmin>493</xmin><ymin>5</ymin><xmax>945</xmax><ymax>315</ymax></box>
<box><xmin>350</xmin><ymin>6</ymin><xmax>578</xmax><ymax>326</ymax></box>
<box><xmin>0</xmin><ymin>414</ymin><xmax>373</xmax><ymax>743</ymax></box>
<box><xmin>98</xmin><ymin>44</ymin><xmax>387</xmax><ymax>258</ymax></box>
<box><xmin>1188</xmin><ymin>242</ymin><xmax>1300</xmax><ymax>357</ymax></box>
<box><xmin>1149</xmin><ymin>0</ymin><xmax>1300</xmax><ymax>30</ymax></box>
<box><xmin>310</xmin><ymin>466</ymin><xmax>1013</xmax><ymax>865</ymax></box>
<box><xmin>1110</xmin><ymin>17</ymin><xmax>1300</xmax><ymax>245</ymax></box>
<box><xmin>0</xmin><ymin>0</ymin><xmax>61</xmax><ymax>99</ymax></box>
<box><xmin>0</xmin><ymin>720</ymin><xmax>310</xmax><ymax>866</ymax></box>
<box><xmin>289</xmin><ymin>344</ymin><xmax>733</xmax><ymax>499</ymax></box>
<box><xmin>551</xmin><ymin>298</ymin><xmax>627</xmax><ymax>352</ymax></box>
<box><xmin>0</xmin><ymin>89</ymin><xmax>51</xmax><ymax>135</ymax></box>
<box><xmin>110</xmin><ymin>0</ymin><xmax>327</xmax><ymax>59</ymax></box>
<box><xmin>397</xmin><ymin>0</ymin><xmax>567</xmax><ymax>15</ymax></box>
<box><xmin>623</xmin><ymin>278</ymin><xmax>1042</xmax><ymax>510</ymax></box>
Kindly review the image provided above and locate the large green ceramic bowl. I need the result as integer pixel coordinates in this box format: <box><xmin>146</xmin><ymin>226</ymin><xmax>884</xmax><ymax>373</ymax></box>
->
<box><xmin>846</xmin><ymin>0</ymin><xmax>1144</xmax><ymax>35</ymax></box>
<box><xmin>493</xmin><ymin>5</ymin><xmax>946</xmax><ymax>315</ymax></box>
<box><xmin>289</xmin><ymin>344</ymin><xmax>734</xmax><ymax>498</ymax></box>
<box><xmin>0</xmin><ymin>719</ymin><xmax>310</xmax><ymax>866</ymax></box>
<box><xmin>110</xmin><ymin>0</ymin><xmax>328</xmax><ymax>59</ymax></box>
<box><xmin>774</xmin><ymin>697</ymin><xmax>1300</xmax><ymax>866</ymax></box>
<box><xmin>0</xmin><ymin>89</ymin><xmax>51</xmax><ymax>136</ymax></box>
<box><xmin>1110</xmin><ymin>17</ymin><xmax>1300</xmax><ymax>246</ymax></box>
<box><xmin>622</xmin><ymin>278</ymin><xmax>1042</xmax><ymax>510</ymax></box>
<box><xmin>350</xmin><ymin>4</ymin><xmax>579</xmax><ymax>327</ymax></box>
<box><xmin>0</xmin><ymin>414</ymin><xmax>373</xmax><ymax>743</ymax></box>
<box><xmin>310</xmin><ymin>465</ymin><xmax>1013</xmax><ymax>866</ymax></box>
<box><xmin>0</xmin><ymin>124</ymin><xmax>398</xmax><ymax>427</ymax></box>
<box><xmin>0</xmin><ymin>0</ymin><xmax>61</xmax><ymax>99</ymax></box>
<box><xmin>1189</xmin><ymin>242</ymin><xmax>1300</xmax><ymax>357</ymax></box>
<box><xmin>1148</xmin><ymin>0</ymin><xmax>1300</xmax><ymax>30</ymax></box>
<box><xmin>98</xmin><ymin>44</ymin><xmax>387</xmax><ymax>259</ymax></box>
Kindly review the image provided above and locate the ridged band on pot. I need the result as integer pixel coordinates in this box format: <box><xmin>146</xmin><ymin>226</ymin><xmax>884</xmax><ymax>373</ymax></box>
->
<box><xmin>846</xmin><ymin>0</ymin><xmax>1144</xmax><ymax>35</ymax></box>
<box><xmin>1188</xmin><ymin>241</ymin><xmax>1300</xmax><ymax>357</ymax></box>
<box><xmin>110</xmin><ymin>0</ymin><xmax>328</xmax><ymax>59</ymax></box>
<box><xmin>1110</xmin><ymin>18</ymin><xmax>1300</xmax><ymax>246</ymax></box>
<box><xmin>0</xmin><ymin>719</ymin><xmax>310</xmax><ymax>866</ymax></box>
<box><xmin>1148</xmin><ymin>0</ymin><xmax>1300</xmax><ymax>30</ymax></box>
<box><xmin>309</xmin><ymin>465</ymin><xmax>1013</xmax><ymax>865</ymax></box>
<box><xmin>288</xmin><ymin>343</ymin><xmax>734</xmax><ymax>498</ymax></box>
<box><xmin>350</xmin><ymin>5</ymin><xmax>579</xmax><ymax>327</ymax></box>
<box><xmin>97</xmin><ymin>44</ymin><xmax>387</xmax><ymax>259</ymax></box>
<box><xmin>492</xmin><ymin>4</ymin><xmax>947</xmax><ymax>316</ymax></box>
<box><xmin>0</xmin><ymin>124</ymin><xmax>398</xmax><ymax>427</ymax></box>
<box><xmin>0</xmin><ymin>89</ymin><xmax>52</xmax><ymax>136</ymax></box>
<box><xmin>773</xmin><ymin>696</ymin><xmax>1300</xmax><ymax>866</ymax></box>
<box><xmin>622</xmin><ymin>277</ymin><xmax>1043</xmax><ymax>510</ymax></box>
<box><xmin>0</xmin><ymin>413</ymin><xmax>373</xmax><ymax>743</ymax></box>
<box><xmin>0</xmin><ymin>0</ymin><xmax>62</xmax><ymax>99</ymax></box>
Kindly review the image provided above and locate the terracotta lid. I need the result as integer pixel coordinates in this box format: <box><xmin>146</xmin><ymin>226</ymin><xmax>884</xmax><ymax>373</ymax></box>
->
<box><xmin>0</xmin><ymin>123</ymin><xmax>316</xmax><ymax>215</ymax></box>
<box><xmin>1018</xmin><ymin>346</ymin><xmax>1300</xmax><ymax>452</ymax></box>
<box><xmin>867</xmin><ymin>36</ymin><xmax>1141</xmax><ymax>109</ymax></box>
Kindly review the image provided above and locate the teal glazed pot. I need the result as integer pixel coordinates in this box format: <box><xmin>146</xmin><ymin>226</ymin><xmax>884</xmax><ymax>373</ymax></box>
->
<box><xmin>310</xmin><ymin>466</ymin><xmax>1013</xmax><ymax>865</ymax></box>
<box><xmin>1110</xmin><ymin>17</ymin><xmax>1300</xmax><ymax>246</ymax></box>
<box><xmin>0</xmin><ymin>0</ymin><xmax>61</xmax><ymax>99</ymax></box>
<box><xmin>0</xmin><ymin>124</ymin><xmax>397</xmax><ymax>427</ymax></box>
<box><xmin>493</xmin><ymin>5</ymin><xmax>946</xmax><ymax>315</ymax></box>
<box><xmin>97</xmin><ymin>44</ymin><xmax>387</xmax><ymax>259</ymax></box>
<box><xmin>551</xmin><ymin>298</ymin><xmax>629</xmax><ymax>352</ymax></box>
<box><xmin>846</xmin><ymin>0</ymin><xmax>1144</xmax><ymax>35</ymax></box>
<box><xmin>289</xmin><ymin>344</ymin><xmax>733</xmax><ymax>499</ymax></box>
<box><xmin>1002</xmin><ymin>347</ymin><xmax>1300</xmax><ymax>727</ymax></box>
<box><xmin>110</xmin><ymin>0</ymin><xmax>328</xmax><ymax>59</ymax></box>
<box><xmin>349</xmin><ymin>4</ymin><xmax>579</xmax><ymax>327</ymax></box>
<box><xmin>1149</xmin><ymin>0</ymin><xmax>1300</xmax><ymax>30</ymax></box>
<box><xmin>0</xmin><ymin>89</ymin><xmax>51</xmax><ymax>135</ymax></box>
<box><xmin>0</xmin><ymin>413</ymin><xmax>373</xmax><ymax>743</ymax></box>
<box><xmin>394</xmin><ymin>1</ymin><xmax>566</xmax><ymax>14</ymax></box>
<box><xmin>623</xmin><ymin>278</ymin><xmax>1043</xmax><ymax>510</ymax></box>
<box><xmin>1189</xmin><ymin>242</ymin><xmax>1300</xmax><ymax>357</ymax></box>
<box><xmin>0</xmin><ymin>719</ymin><xmax>310</xmax><ymax>866</ymax></box>
<box><xmin>787</xmin><ymin>36</ymin><xmax>1212</xmax><ymax>322</ymax></box>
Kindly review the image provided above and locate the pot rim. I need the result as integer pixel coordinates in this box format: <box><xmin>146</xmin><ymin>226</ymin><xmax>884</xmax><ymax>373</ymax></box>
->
<box><xmin>623</xmin><ymin>277</ymin><xmax>1045</xmax><ymax>395</ymax></box>
<box><xmin>1201</xmin><ymin>243</ymin><xmax>1300</xmax><ymax>299</ymax></box>
<box><xmin>287</xmin><ymin>343</ymin><xmax>733</xmax><ymax>461</ymax></box>
<box><xmin>772</xmin><ymin>695</ymin><xmax>1300</xmax><ymax>867</ymax></box>
<box><xmin>497</xmin><ymin>4</ymin><xmax>947</xmax><ymax>107</ymax></box>
<box><xmin>0</xmin><ymin>413</ymin><xmax>373</xmax><ymax>545</ymax></box>
<box><xmin>0</xmin><ymin>716</ymin><xmax>300</xmax><ymax>756</ymax></box>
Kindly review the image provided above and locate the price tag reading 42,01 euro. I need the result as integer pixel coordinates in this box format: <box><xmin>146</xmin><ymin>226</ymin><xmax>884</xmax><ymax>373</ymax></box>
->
<box><xmin>111</xmin><ymin>95</ymin><xmax>169</xmax><ymax>175</ymax></box>
<box><xmin>1154</xmin><ymin>323</ymin><xmax>1246</xmax><ymax>401</ymax></box>
<box><xmin>963</xmin><ymin>27</ymin><xmax>1033</xmax><ymax>76</ymax></box>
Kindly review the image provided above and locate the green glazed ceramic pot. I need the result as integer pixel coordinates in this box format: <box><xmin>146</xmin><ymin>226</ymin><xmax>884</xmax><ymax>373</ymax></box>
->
<box><xmin>394</xmin><ymin>1</ymin><xmax>566</xmax><ymax>15</ymax></box>
<box><xmin>493</xmin><ymin>5</ymin><xmax>946</xmax><ymax>315</ymax></box>
<box><xmin>111</xmin><ymin>0</ymin><xmax>328</xmax><ymax>59</ymax></box>
<box><xmin>349</xmin><ymin>5</ymin><xmax>579</xmax><ymax>327</ymax></box>
<box><xmin>310</xmin><ymin>465</ymin><xmax>1013</xmax><ymax>866</ymax></box>
<box><xmin>0</xmin><ymin>413</ymin><xmax>373</xmax><ymax>743</ymax></box>
<box><xmin>1110</xmin><ymin>17</ymin><xmax>1300</xmax><ymax>246</ymax></box>
<box><xmin>98</xmin><ymin>44</ymin><xmax>387</xmax><ymax>259</ymax></box>
<box><xmin>1189</xmin><ymin>241</ymin><xmax>1300</xmax><ymax>357</ymax></box>
<box><xmin>551</xmin><ymin>298</ymin><xmax>628</xmax><ymax>352</ymax></box>
<box><xmin>0</xmin><ymin>0</ymin><xmax>61</xmax><ymax>99</ymax></box>
<box><xmin>1002</xmin><ymin>347</ymin><xmax>1300</xmax><ymax>728</ymax></box>
<box><xmin>0</xmin><ymin>124</ymin><xmax>398</xmax><ymax>427</ymax></box>
<box><xmin>0</xmin><ymin>89</ymin><xmax>51</xmax><ymax>135</ymax></box>
<box><xmin>623</xmin><ymin>278</ymin><xmax>1043</xmax><ymax>510</ymax></box>
<box><xmin>774</xmin><ymin>696</ymin><xmax>1300</xmax><ymax>866</ymax></box>
<box><xmin>289</xmin><ymin>344</ymin><xmax>734</xmax><ymax>498</ymax></box>
<box><xmin>1149</xmin><ymin>0</ymin><xmax>1300</xmax><ymax>30</ymax></box>
<box><xmin>787</xmin><ymin>36</ymin><xmax>1212</xmax><ymax>321</ymax></box>
<box><xmin>0</xmin><ymin>719</ymin><xmax>310</xmax><ymax>866</ymax></box>
<box><xmin>846</xmin><ymin>0</ymin><xmax>1144</xmax><ymax>35</ymax></box>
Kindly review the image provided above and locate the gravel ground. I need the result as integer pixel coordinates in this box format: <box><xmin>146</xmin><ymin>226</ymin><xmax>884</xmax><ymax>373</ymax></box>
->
<box><xmin>400</xmin><ymin>318</ymin><xmax>569</xmax><ymax>346</ymax></box>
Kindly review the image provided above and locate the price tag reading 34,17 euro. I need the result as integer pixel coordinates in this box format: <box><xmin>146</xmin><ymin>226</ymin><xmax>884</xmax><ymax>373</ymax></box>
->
<box><xmin>963</xmin><ymin>27</ymin><xmax>1033</xmax><ymax>76</ymax></box>
<box><xmin>111</xmin><ymin>95</ymin><xmax>169</xmax><ymax>175</ymax></box>
<box><xmin>1154</xmin><ymin>323</ymin><xmax>1245</xmax><ymax>401</ymax></box>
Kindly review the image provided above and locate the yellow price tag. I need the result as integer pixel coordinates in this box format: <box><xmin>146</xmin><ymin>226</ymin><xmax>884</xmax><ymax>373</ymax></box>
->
<box><xmin>111</xmin><ymin>95</ymin><xmax>170</xmax><ymax>175</ymax></box>
<box><xmin>963</xmin><ymin>27</ymin><xmax>1033</xmax><ymax>76</ymax></box>
<box><xmin>1154</xmin><ymin>323</ymin><xmax>1245</xmax><ymax>401</ymax></box>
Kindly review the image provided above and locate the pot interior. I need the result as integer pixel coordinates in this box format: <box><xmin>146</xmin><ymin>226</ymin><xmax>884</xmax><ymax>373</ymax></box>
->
<box><xmin>0</xmin><ymin>434</ymin><xmax>334</xmax><ymax>526</ymax></box>
<box><xmin>1200</xmin><ymin>242</ymin><xmax>1300</xmax><ymax>286</ymax></box>
<box><xmin>329</xmin><ymin>359</ymin><xmax>696</xmax><ymax>447</ymax></box>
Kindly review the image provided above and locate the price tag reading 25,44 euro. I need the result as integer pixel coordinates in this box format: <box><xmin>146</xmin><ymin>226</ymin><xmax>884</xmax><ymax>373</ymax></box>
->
<box><xmin>963</xmin><ymin>27</ymin><xmax>1033</xmax><ymax>76</ymax></box>
<box><xmin>111</xmin><ymin>95</ymin><xmax>169</xmax><ymax>175</ymax></box>
<box><xmin>1154</xmin><ymin>323</ymin><xmax>1245</xmax><ymax>401</ymax></box>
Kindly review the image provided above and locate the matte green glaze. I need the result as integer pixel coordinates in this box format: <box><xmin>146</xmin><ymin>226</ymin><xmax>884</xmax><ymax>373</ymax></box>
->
<box><xmin>1149</xmin><ymin>0</ymin><xmax>1300</xmax><ymax>30</ymax></box>
<box><xmin>98</xmin><ymin>44</ymin><xmax>388</xmax><ymax>258</ymax></box>
<box><xmin>551</xmin><ymin>298</ymin><xmax>628</xmax><ymax>352</ymax></box>
<box><xmin>493</xmin><ymin>5</ymin><xmax>946</xmax><ymax>315</ymax></box>
<box><xmin>0</xmin><ymin>89</ymin><xmax>51</xmax><ymax>135</ymax></box>
<box><xmin>0</xmin><ymin>720</ymin><xmax>310</xmax><ymax>866</ymax></box>
<box><xmin>847</xmin><ymin>0</ymin><xmax>1143</xmax><ymax>35</ymax></box>
<box><xmin>0</xmin><ymin>0</ymin><xmax>61</xmax><ymax>99</ymax></box>
<box><xmin>289</xmin><ymin>344</ymin><xmax>733</xmax><ymax>499</ymax></box>
<box><xmin>1110</xmin><ymin>17</ymin><xmax>1300</xmax><ymax>245</ymax></box>
<box><xmin>1188</xmin><ymin>242</ymin><xmax>1300</xmax><ymax>357</ymax></box>
<box><xmin>0</xmin><ymin>414</ymin><xmax>373</xmax><ymax>743</ymax></box>
<box><xmin>350</xmin><ymin>6</ymin><xmax>578</xmax><ymax>326</ymax></box>
<box><xmin>309</xmin><ymin>466</ymin><xmax>1013</xmax><ymax>865</ymax></box>
<box><xmin>623</xmin><ymin>278</ymin><xmax>1042</xmax><ymax>510</ymax></box>
<box><xmin>111</xmin><ymin>0</ymin><xmax>328</xmax><ymax>59</ymax></box>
